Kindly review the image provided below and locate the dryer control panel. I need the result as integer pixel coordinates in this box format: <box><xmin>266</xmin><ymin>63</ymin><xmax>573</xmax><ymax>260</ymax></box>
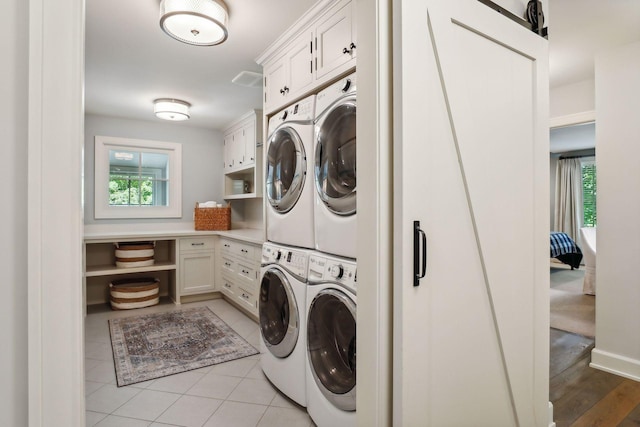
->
<box><xmin>308</xmin><ymin>253</ymin><xmax>357</xmax><ymax>294</ymax></box>
<box><xmin>262</xmin><ymin>242</ymin><xmax>309</xmax><ymax>279</ymax></box>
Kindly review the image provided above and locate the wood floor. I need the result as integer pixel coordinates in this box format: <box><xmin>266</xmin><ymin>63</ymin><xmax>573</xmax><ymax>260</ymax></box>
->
<box><xmin>550</xmin><ymin>328</ymin><xmax>640</xmax><ymax>426</ymax></box>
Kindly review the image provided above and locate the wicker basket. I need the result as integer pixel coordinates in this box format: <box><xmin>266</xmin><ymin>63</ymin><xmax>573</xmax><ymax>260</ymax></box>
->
<box><xmin>109</xmin><ymin>277</ymin><xmax>160</xmax><ymax>310</ymax></box>
<box><xmin>194</xmin><ymin>202</ymin><xmax>231</xmax><ymax>231</ymax></box>
<box><xmin>114</xmin><ymin>241</ymin><xmax>155</xmax><ymax>268</ymax></box>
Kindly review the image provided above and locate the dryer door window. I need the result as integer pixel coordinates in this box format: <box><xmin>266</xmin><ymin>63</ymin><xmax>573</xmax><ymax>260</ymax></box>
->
<box><xmin>266</xmin><ymin>126</ymin><xmax>306</xmax><ymax>213</ymax></box>
<box><xmin>315</xmin><ymin>100</ymin><xmax>356</xmax><ymax>216</ymax></box>
<box><xmin>259</xmin><ymin>268</ymin><xmax>300</xmax><ymax>358</ymax></box>
<box><xmin>307</xmin><ymin>288</ymin><xmax>356</xmax><ymax>411</ymax></box>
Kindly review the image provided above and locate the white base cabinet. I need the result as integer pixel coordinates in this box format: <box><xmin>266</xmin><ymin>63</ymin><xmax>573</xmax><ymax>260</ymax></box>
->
<box><xmin>218</xmin><ymin>237</ymin><xmax>261</xmax><ymax>319</ymax></box>
<box><xmin>178</xmin><ymin>236</ymin><xmax>216</xmax><ymax>296</ymax></box>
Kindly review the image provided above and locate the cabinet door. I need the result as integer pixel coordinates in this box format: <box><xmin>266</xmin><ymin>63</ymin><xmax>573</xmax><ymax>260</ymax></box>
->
<box><xmin>264</xmin><ymin>57</ymin><xmax>287</xmax><ymax>113</ymax></box>
<box><xmin>179</xmin><ymin>251</ymin><xmax>215</xmax><ymax>295</ymax></box>
<box><xmin>394</xmin><ymin>1</ymin><xmax>549</xmax><ymax>425</ymax></box>
<box><xmin>232</xmin><ymin>127</ymin><xmax>245</xmax><ymax>168</ymax></box>
<box><xmin>242</xmin><ymin>120</ymin><xmax>256</xmax><ymax>167</ymax></box>
<box><xmin>287</xmin><ymin>31</ymin><xmax>314</xmax><ymax>97</ymax></box>
<box><xmin>223</xmin><ymin>132</ymin><xmax>233</xmax><ymax>169</ymax></box>
<box><xmin>315</xmin><ymin>0</ymin><xmax>354</xmax><ymax>80</ymax></box>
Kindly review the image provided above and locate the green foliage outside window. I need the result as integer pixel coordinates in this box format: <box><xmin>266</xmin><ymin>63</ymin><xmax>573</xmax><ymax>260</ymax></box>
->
<box><xmin>582</xmin><ymin>163</ymin><xmax>597</xmax><ymax>227</ymax></box>
<box><xmin>109</xmin><ymin>177</ymin><xmax>153</xmax><ymax>205</ymax></box>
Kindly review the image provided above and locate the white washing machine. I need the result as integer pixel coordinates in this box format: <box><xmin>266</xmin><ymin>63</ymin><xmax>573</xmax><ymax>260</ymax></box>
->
<box><xmin>306</xmin><ymin>251</ymin><xmax>357</xmax><ymax>427</ymax></box>
<box><xmin>265</xmin><ymin>95</ymin><xmax>316</xmax><ymax>249</ymax></box>
<box><xmin>313</xmin><ymin>73</ymin><xmax>357</xmax><ymax>259</ymax></box>
<box><xmin>259</xmin><ymin>242</ymin><xmax>312</xmax><ymax>407</ymax></box>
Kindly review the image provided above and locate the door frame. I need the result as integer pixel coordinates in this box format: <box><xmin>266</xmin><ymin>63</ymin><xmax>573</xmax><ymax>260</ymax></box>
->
<box><xmin>28</xmin><ymin>0</ymin><xmax>85</xmax><ymax>425</ymax></box>
<box><xmin>28</xmin><ymin>0</ymin><xmax>394</xmax><ymax>425</ymax></box>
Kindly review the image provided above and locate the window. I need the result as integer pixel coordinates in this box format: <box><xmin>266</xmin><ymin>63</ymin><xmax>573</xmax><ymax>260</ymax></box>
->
<box><xmin>581</xmin><ymin>157</ymin><xmax>596</xmax><ymax>227</ymax></box>
<box><xmin>95</xmin><ymin>136</ymin><xmax>182</xmax><ymax>218</ymax></box>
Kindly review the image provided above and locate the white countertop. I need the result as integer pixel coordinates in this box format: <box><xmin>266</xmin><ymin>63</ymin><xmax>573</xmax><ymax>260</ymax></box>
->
<box><xmin>84</xmin><ymin>222</ymin><xmax>265</xmax><ymax>245</ymax></box>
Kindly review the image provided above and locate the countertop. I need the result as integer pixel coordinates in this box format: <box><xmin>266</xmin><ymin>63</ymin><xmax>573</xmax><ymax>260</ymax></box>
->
<box><xmin>84</xmin><ymin>223</ymin><xmax>265</xmax><ymax>245</ymax></box>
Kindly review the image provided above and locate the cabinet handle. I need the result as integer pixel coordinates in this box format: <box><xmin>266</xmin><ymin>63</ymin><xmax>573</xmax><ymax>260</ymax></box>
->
<box><xmin>413</xmin><ymin>221</ymin><xmax>427</xmax><ymax>286</ymax></box>
<box><xmin>224</xmin><ymin>282</ymin><xmax>231</xmax><ymax>289</ymax></box>
<box><xmin>280</xmin><ymin>88</ymin><xmax>286</xmax><ymax>95</ymax></box>
<box><xmin>241</xmin><ymin>293</ymin><xmax>249</xmax><ymax>300</ymax></box>
<box><xmin>191</xmin><ymin>242</ymin><xmax>205</xmax><ymax>246</ymax></box>
<box><xmin>284</xmin><ymin>86</ymin><xmax>289</xmax><ymax>93</ymax></box>
<box><xmin>241</xmin><ymin>249</ymin><xmax>248</xmax><ymax>253</ymax></box>
<box><xmin>343</xmin><ymin>47</ymin><xmax>350</xmax><ymax>54</ymax></box>
<box><xmin>350</xmin><ymin>42</ymin><xmax>356</xmax><ymax>50</ymax></box>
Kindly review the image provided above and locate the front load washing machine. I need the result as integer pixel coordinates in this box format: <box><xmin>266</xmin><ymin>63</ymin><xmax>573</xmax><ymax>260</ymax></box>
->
<box><xmin>265</xmin><ymin>95</ymin><xmax>316</xmax><ymax>249</ymax></box>
<box><xmin>306</xmin><ymin>251</ymin><xmax>357</xmax><ymax>427</ymax></box>
<box><xmin>313</xmin><ymin>73</ymin><xmax>357</xmax><ymax>259</ymax></box>
<box><xmin>259</xmin><ymin>242</ymin><xmax>312</xmax><ymax>407</ymax></box>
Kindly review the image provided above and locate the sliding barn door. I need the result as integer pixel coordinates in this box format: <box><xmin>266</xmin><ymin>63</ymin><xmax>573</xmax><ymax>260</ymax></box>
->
<box><xmin>393</xmin><ymin>1</ymin><xmax>549</xmax><ymax>425</ymax></box>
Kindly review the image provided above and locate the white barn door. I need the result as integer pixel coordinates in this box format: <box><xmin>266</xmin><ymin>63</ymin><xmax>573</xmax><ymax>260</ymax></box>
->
<box><xmin>393</xmin><ymin>1</ymin><xmax>549</xmax><ymax>425</ymax></box>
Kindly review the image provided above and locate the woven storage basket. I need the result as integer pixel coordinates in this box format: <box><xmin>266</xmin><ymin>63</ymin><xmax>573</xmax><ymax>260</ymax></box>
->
<box><xmin>194</xmin><ymin>202</ymin><xmax>231</xmax><ymax>231</ymax></box>
<box><xmin>109</xmin><ymin>277</ymin><xmax>160</xmax><ymax>310</ymax></box>
<box><xmin>114</xmin><ymin>241</ymin><xmax>155</xmax><ymax>268</ymax></box>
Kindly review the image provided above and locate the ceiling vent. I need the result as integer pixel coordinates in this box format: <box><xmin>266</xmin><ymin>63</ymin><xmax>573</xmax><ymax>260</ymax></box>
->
<box><xmin>232</xmin><ymin>71</ymin><xmax>263</xmax><ymax>88</ymax></box>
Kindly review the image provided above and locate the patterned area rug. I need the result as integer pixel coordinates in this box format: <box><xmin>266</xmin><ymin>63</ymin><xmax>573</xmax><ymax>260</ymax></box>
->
<box><xmin>109</xmin><ymin>306</ymin><xmax>259</xmax><ymax>386</ymax></box>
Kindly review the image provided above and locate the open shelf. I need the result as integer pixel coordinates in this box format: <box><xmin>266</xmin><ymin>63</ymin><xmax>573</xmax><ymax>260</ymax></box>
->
<box><xmin>85</xmin><ymin>261</ymin><xmax>177</xmax><ymax>277</ymax></box>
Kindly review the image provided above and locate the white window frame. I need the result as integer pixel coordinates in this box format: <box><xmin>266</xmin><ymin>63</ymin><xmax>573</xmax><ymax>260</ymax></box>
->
<box><xmin>94</xmin><ymin>135</ymin><xmax>182</xmax><ymax>218</ymax></box>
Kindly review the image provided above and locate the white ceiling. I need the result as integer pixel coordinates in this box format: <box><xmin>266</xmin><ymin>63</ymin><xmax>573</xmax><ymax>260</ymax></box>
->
<box><xmin>85</xmin><ymin>0</ymin><xmax>316</xmax><ymax>130</ymax></box>
<box><xmin>85</xmin><ymin>0</ymin><xmax>640</xmax><ymax>131</ymax></box>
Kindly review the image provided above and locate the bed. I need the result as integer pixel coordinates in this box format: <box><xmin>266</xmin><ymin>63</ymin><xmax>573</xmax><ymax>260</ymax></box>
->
<box><xmin>550</xmin><ymin>232</ymin><xmax>583</xmax><ymax>269</ymax></box>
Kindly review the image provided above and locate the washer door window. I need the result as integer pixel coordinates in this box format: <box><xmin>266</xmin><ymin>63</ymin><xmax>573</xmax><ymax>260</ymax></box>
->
<box><xmin>315</xmin><ymin>100</ymin><xmax>356</xmax><ymax>216</ymax></box>
<box><xmin>266</xmin><ymin>127</ymin><xmax>306</xmax><ymax>213</ymax></box>
<box><xmin>307</xmin><ymin>288</ymin><xmax>356</xmax><ymax>411</ymax></box>
<box><xmin>259</xmin><ymin>268</ymin><xmax>300</xmax><ymax>358</ymax></box>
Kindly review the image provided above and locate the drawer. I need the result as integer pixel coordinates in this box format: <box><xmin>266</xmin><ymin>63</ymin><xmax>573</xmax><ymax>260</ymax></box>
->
<box><xmin>220</xmin><ymin>275</ymin><xmax>237</xmax><ymax>297</ymax></box>
<box><xmin>220</xmin><ymin>256</ymin><xmax>236</xmax><ymax>275</ymax></box>
<box><xmin>180</xmin><ymin>237</ymin><xmax>216</xmax><ymax>251</ymax></box>
<box><xmin>237</xmin><ymin>284</ymin><xmax>257</xmax><ymax>311</ymax></box>
<box><xmin>236</xmin><ymin>261</ymin><xmax>258</xmax><ymax>283</ymax></box>
<box><xmin>220</xmin><ymin>238</ymin><xmax>257</xmax><ymax>261</ymax></box>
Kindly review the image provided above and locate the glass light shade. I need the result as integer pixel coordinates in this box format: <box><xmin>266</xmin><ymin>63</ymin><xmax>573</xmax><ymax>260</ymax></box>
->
<box><xmin>154</xmin><ymin>99</ymin><xmax>191</xmax><ymax>121</ymax></box>
<box><xmin>160</xmin><ymin>0</ymin><xmax>228</xmax><ymax>46</ymax></box>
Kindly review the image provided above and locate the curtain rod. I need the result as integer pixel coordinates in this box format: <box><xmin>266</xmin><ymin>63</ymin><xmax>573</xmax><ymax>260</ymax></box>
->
<box><xmin>559</xmin><ymin>154</ymin><xmax>594</xmax><ymax>160</ymax></box>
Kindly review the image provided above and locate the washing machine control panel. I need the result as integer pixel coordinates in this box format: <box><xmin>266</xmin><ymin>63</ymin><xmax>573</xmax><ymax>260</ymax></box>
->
<box><xmin>262</xmin><ymin>243</ymin><xmax>309</xmax><ymax>279</ymax></box>
<box><xmin>308</xmin><ymin>254</ymin><xmax>357</xmax><ymax>293</ymax></box>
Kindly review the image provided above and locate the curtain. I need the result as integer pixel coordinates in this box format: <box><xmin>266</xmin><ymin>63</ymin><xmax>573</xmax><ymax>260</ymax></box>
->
<box><xmin>554</xmin><ymin>158</ymin><xmax>582</xmax><ymax>240</ymax></box>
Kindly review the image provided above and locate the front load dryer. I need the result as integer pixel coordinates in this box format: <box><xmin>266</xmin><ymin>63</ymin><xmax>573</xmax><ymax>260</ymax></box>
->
<box><xmin>313</xmin><ymin>73</ymin><xmax>357</xmax><ymax>259</ymax></box>
<box><xmin>306</xmin><ymin>251</ymin><xmax>357</xmax><ymax>427</ymax></box>
<box><xmin>265</xmin><ymin>95</ymin><xmax>316</xmax><ymax>249</ymax></box>
<box><xmin>259</xmin><ymin>242</ymin><xmax>312</xmax><ymax>407</ymax></box>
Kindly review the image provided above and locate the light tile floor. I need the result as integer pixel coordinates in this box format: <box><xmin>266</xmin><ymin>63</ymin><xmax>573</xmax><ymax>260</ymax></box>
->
<box><xmin>85</xmin><ymin>298</ymin><xmax>315</xmax><ymax>427</ymax></box>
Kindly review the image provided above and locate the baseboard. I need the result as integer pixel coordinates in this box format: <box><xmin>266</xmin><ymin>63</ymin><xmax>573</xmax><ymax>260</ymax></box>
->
<box><xmin>548</xmin><ymin>402</ymin><xmax>556</xmax><ymax>427</ymax></box>
<box><xmin>590</xmin><ymin>348</ymin><xmax>640</xmax><ymax>382</ymax></box>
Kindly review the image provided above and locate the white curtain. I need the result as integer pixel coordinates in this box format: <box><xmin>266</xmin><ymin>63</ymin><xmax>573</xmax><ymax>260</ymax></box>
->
<box><xmin>554</xmin><ymin>158</ymin><xmax>582</xmax><ymax>240</ymax></box>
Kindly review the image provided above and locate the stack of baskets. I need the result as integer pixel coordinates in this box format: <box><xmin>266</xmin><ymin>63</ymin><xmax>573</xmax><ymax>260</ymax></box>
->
<box><xmin>114</xmin><ymin>241</ymin><xmax>155</xmax><ymax>268</ymax></box>
<box><xmin>194</xmin><ymin>202</ymin><xmax>231</xmax><ymax>231</ymax></box>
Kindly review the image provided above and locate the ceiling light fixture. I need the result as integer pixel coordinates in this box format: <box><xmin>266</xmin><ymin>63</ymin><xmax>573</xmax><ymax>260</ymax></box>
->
<box><xmin>159</xmin><ymin>0</ymin><xmax>229</xmax><ymax>46</ymax></box>
<box><xmin>154</xmin><ymin>99</ymin><xmax>191</xmax><ymax>121</ymax></box>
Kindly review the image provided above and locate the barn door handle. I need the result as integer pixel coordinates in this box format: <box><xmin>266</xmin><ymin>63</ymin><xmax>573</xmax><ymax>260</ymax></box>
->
<box><xmin>413</xmin><ymin>221</ymin><xmax>427</xmax><ymax>286</ymax></box>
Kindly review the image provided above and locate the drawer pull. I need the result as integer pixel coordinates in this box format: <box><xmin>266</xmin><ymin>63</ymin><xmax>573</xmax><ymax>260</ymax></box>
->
<box><xmin>241</xmin><ymin>249</ymin><xmax>248</xmax><ymax>253</ymax></box>
<box><xmin>224</xmin><ymin>283</ymin><xmax>231</xmax><ymax>288</ymax></box>
<box><xmin>242</xmin><ymin>269</ymin><xmax>249</xmax><ymax>274</ymax></box>
<box><xmin>224</xmin><ymin>243</ymin><xmax>230</xmax><ymax>248</ymax></box>
<box><xmin>191</xmin><ymin>242</ymin><xmax>205</xmax><ymax>246</ymax></box>
<box><xmin>241</xmin><ymin>293</ymin><xmax>249</xmax><ymax>300</ymax></box>
<box><xmin>225</xmin><ymin>262</ymin><xmax>231</xmax><ymax>267</ymax></box>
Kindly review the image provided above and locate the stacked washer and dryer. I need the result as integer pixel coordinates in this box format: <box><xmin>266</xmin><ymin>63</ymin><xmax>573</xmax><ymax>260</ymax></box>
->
<box><xmin>259</xmin><ymin>73</ymin><xmax>357</xmax><ymax>427</ymax></box>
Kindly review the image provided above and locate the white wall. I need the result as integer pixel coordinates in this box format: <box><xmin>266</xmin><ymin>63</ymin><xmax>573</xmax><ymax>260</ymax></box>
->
<box><xmin>0</xmin><ymin>0</ymin><xmax>28</xmax><ymax>424</ymax></box>
<box><xmin>591</xmin><ymin>39</ymin><xmax>640</xmax><ymax>380</ymax></box>
<box><xmin>84</xmin><ymin>114</ymin><xmax>224</xmax><ymax>224</ymax></box>
<box><xmin>550</xmin><ymin>78</ymin><xmax>595</xmax><ymax>119</ymax></box>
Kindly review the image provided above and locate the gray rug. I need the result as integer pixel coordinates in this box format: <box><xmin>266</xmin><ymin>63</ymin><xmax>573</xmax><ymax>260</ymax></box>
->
<box><xmin>109</xmin><ymin>306</ymin><xmax>259</xmax><ymax>386</ymax></box>
<box><xmin>550</xmin><ymin>267</ymin><xmax>595</xmax><ymax>338</ymax></box>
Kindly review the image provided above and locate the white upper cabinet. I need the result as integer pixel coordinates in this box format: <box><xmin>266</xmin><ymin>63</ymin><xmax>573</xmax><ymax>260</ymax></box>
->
<box><xmin>263</xmin><ymin>31</ymin><xmax>314</xmax><ymax>114</ymax></box>
<box><xmin>223</xmin><ymin>110</ymin><xmax>262</xmax><ymax>172</ymax></box>
<box><xmin>315</xmin><ymin>0</ymin><xmax>356</xmax><ymax>80</ymax></box>
<box><xmin>222</xmin><ymin>110</ymin><xmax>264</xmax><ymax>199</ymax></box>
<box><xmin>257</xmin><ymin>0</ymin><xmax>356</xmax><ymax>115</ymax></box>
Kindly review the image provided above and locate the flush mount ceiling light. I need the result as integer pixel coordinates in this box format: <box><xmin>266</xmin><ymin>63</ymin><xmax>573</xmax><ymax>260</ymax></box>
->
<box><xmin>159</xmin><ymin>0</ymin><xmax>229</xmax><ymax>46</ymax></box>
<box><xmin>154</xmin><ymin>99</ymin><xmax>191</xmax><ymax>121</ymax></box>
